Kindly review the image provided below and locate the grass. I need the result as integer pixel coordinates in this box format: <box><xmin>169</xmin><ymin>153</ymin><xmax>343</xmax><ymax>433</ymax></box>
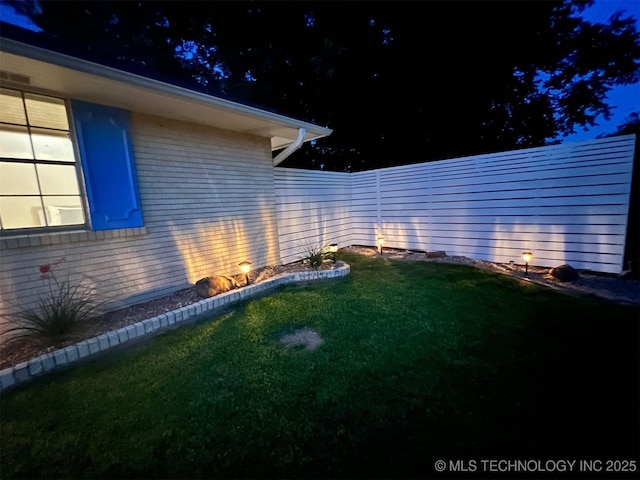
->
<box><xmin>1</xmin><ymin>253</ymin><xmax>638</xmax><ymax>479</ymax></box>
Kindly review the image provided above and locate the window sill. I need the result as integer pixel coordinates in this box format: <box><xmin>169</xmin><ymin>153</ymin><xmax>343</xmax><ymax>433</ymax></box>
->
<box><xmin>0</xmin><ymin>227</ymin><xmax>147</xmax><ymax>250</ymax></box>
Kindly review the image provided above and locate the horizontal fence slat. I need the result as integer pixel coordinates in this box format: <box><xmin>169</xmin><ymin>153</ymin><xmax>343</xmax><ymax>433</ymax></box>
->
<box><xmin>277</xmin><ymin>134</ymin><xmax>636</xmax><ymax>274</ymax></box>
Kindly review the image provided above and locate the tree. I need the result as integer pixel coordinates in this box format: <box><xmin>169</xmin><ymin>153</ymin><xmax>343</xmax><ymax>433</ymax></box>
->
<box><xmin>481</xmin><ymin>1</ymin><xmax>640</xmax><ymax>149</ymax></box>
<box><xmin>601</xmin><ymin>112</ymin><xmax>640</xmax><ymax>137</ymax></box>
<box><xmin>3</xmin><ymin>0</ymin><xmax>639</xmax><ymax>171</ymax></box>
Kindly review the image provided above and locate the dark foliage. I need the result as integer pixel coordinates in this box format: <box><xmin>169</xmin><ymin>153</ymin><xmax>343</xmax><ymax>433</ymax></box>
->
<box><xmin>3</xmin><ymin>0</ymin><xmax>639</xmax><ymax>171</ymax></box>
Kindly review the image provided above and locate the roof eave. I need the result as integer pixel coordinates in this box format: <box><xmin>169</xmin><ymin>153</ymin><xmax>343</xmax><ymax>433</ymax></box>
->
<box><xmin>0</xmin><ymin>38</ymin><xmax>332</xmax><ymax>151</ymax></box>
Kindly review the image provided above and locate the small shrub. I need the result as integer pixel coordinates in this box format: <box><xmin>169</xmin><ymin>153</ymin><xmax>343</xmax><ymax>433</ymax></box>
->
<box><xmin>1</xmin><ymin>257</ymin><xmax>104</xmax><ymax>347</ymax></box>
<box><xmin>300</xmin><ymin>241</ymin><xmax>333</xmax><ymax>269</ymax></box>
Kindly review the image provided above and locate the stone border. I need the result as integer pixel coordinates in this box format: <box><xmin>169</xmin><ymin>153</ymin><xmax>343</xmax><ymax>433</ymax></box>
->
<box><xmin>0</xmin><ymin>262</ymin><xmax>350</xmax><ymax>394</ymax></box>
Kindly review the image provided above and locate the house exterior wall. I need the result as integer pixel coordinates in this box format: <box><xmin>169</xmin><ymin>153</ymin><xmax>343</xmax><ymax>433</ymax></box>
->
<box><xmin>350</xmin><ymin>135</ymin><xmax>636</xmax><ymax>273</ymax></box>
<box><xmin>274</xmin><ymin>168</ymin><xmax>351</xmax><ymax>264</ymax></box>
<box><xmin>0</xmin><ymin>112</ymin><xmax>281</xmax><ymax>319</ymax></box>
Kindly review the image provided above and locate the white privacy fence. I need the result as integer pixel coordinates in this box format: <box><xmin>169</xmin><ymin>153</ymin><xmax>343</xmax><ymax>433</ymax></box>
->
<box><xmin>274</xmin><ymin>168</ymin><xmax>352</xmax><ymax>264</ymax></box>
<box><xmin>276</xmin><ymin>134</ymin><xmax>636</xmax><ymax>273</ymax></box>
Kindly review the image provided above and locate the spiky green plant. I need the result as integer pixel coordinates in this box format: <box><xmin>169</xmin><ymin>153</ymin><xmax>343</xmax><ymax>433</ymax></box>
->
<box><xmin>1</xmin><ymin>257</ymin><xmax>104</xmax><ymax>347</ymax></box>
<box><xmin>299</xmin><ymin>240</ymin><xmax>333</xmax><ymax>269</ymax></box>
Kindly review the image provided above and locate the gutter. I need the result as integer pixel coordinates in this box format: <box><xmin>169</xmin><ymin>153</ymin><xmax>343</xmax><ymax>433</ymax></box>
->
<box><xmin>273</xmin><ymin>128</ymin><xmax>306</xmax><ymax>166</ymax></box>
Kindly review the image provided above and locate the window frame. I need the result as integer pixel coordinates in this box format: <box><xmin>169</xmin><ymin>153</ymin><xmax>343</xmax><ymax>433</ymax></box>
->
<box><xmin>0</xmin><ymin>85</ymin><xmax>90</xmax><ymax>235</ymax></box>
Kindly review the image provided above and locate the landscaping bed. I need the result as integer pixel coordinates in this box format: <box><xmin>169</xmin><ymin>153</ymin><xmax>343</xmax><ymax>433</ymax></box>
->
<box><xmin>0</xmin><ymin>262</ymin><xmax>334</xmax><ymax>371</ymax></box>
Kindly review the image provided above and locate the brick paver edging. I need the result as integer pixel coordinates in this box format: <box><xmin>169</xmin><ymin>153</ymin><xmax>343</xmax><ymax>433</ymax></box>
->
<box><xmin>0</xmin><ymin>262</ymin><xmax>350</xmax><ymax>393</ymax></box>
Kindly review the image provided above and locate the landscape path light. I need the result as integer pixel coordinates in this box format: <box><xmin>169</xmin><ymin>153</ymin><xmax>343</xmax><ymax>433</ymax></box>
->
<box><xmin>377</xmin><ymin>237</ymin><xmax>385</xmax><ymax>255</ymax></box>
<box><xmin>328</xmin><ymin>243</ymin><xmax>338</xmax><ymax>262</ymax></box>
<box><xmin>522</xmin><ymin>251</ymin><xmax>533</xmax><ymax>275</ymax></box>
<box><xmin>239</xmin><ymin>261</ymin><xmax>252</xmax><ymax>285</ymax></box>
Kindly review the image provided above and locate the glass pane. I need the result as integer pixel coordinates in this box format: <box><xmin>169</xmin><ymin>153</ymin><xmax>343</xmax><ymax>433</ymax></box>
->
<box><xmin>25</xmin><ymin>93</ymin><xmax>69</xmax><ymax>130</ymax></box>
<box><xmin>0</xmin><ymin>88</ymin><xmax>26</xmax><ymax>125</ymax></box>
<box><xmin>0</xmin><ymin>125</ymin><xmax>33</xmax><ymax>159</ymax></box>
<box><xmin>0</xmin><ymin>161</ymin><xmax>40</xmax><ymax>194</ymax></box>
<box><xmin>0</xmin><ymin>196</ymin><xmax>45</xmax><ymax>229</ymax></box>
<box><xmin>42</xmin><ymin>196</ymin><xmax>85</xmax><ymax>226</ymax></box>
<box><xmin>31</xmin><ymin>129</ymin><xmax>75</xmax><ymax>162</ymax></box>
<box><xmin>37</xmin><ymin>163</ymin><xmax>80</xmax><ymax>195</ymax></box>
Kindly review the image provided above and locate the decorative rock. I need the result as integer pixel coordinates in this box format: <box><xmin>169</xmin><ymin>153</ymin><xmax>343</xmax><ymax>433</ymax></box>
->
<box><xmin>195</xmin><ymin>275</ymin><xmax>239</xmax><ymax>298</ymax></box>
<box><xmin>550</xmin><ymin>264</ymin><xmax>580</xmax><ymax>282</ymax></box>
<box><xmin>426</xmin><ymin>251</ymin><xmax>447</xmax><ymax>259</ymax></box>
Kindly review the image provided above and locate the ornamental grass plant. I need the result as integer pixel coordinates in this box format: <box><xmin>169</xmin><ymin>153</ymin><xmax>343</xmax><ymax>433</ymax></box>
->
<box><xmin>299</xmin><ymin>240</ymin><xmax>334</xmax><ymax>269</ymax></box>
<box><xmin>1</xmin><ymin>253</ymin><xmax>638</xmax><ymax>479</ymax></box>
<box><xmin>1</xmin><ymin>257</ymin><xmax>104</xmax><ymax>347</ymax></box>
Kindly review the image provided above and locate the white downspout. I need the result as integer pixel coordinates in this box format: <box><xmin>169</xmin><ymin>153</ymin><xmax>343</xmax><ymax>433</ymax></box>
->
<box><xmin>273</xmin><ymin>128</ymin><xmax>305</xmax><ymax>166</ymax></box>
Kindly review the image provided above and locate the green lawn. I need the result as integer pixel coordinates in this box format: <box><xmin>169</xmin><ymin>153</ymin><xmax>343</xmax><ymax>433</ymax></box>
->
<box><xmin>1</xmin><ymin>253</ymin><xmax>638</xmax><ymax>479</ymax></box>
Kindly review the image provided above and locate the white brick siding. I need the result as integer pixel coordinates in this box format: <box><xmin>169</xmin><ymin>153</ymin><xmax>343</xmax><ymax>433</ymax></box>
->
<box><xmin>0</xmin><ymin>113</ymin><xmax>281</xmax><ymax>320</ymax></box>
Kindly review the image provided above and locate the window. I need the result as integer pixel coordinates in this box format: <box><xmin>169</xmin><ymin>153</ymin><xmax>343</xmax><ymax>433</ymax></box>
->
<box><xmin>0</xmin><ymin>88</ymin><xmax>85</xmax><ymax>231</ymax></box>
<box><xmin>0</xmin><ymin>90</ymin><xmax>143</xmax><ymax>234</ymax></box>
